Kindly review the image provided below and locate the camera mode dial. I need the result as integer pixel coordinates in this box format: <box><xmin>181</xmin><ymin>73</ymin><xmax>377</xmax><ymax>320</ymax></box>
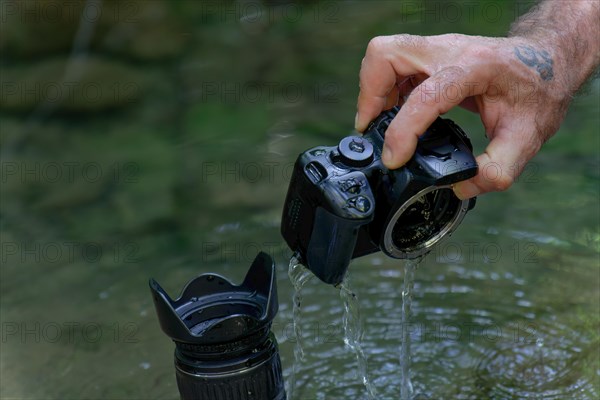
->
<box><xmin>338</xmin><ymin>136</ymin><xmax>373</xmax><ymax>167</ymax></box>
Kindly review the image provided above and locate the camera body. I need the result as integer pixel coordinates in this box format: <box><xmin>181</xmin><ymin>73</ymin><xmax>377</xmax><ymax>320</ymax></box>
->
<box><xmin>281</xmin><ymin>107</ymin><xmax>478</xmax><ymax>285</ymax></box>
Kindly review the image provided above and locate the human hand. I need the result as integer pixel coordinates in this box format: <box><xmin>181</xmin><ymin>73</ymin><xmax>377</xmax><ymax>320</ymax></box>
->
<box><xmin>355</xmin><ymin>33</ymin><xmax>572</xmax><ymax>199</ymax></box>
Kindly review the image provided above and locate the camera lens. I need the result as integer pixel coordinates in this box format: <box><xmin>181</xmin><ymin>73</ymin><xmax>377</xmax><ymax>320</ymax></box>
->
<box><xmin>150</xmin><ymin>252</ymin><xmax>286</xmax><ymax>400</ymax></box>
<box><xmin>382</xmin><ymin>187</ymin><xmax>469</xmax><ymax>258</ymax></box>
<box><xmin>174</xmin><ymin>330</ymin><xmax>285</xmax><ymax>400</ymax></box>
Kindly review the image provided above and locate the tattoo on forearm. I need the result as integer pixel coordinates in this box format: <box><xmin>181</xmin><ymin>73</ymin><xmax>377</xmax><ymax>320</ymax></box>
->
<box><xmin>514</xmin><ymin>45</ymin><xmax>554</xmax><ymax>81</ymax></box>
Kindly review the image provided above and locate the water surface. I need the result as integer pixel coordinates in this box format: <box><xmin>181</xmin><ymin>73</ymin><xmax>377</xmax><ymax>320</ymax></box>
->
<box><xmin>1</xmin><ymin>1</ymin><xmax>598</xmax><ymax>399</ymax></box>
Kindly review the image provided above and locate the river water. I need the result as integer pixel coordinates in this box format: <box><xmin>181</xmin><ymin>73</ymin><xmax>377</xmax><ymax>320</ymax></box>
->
<box><xmin>1</xmin><ymin>1</ymin><xmax>598</xmax><ymax>399</ymax></box>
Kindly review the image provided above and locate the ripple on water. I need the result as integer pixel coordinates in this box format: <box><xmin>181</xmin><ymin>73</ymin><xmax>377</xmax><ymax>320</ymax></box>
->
<box><xmin>474</xmin><ymin>319</ymin><xmax>599</xmax><ymax>399</ymax></box>
<box><xmin>279</xmin><ymin>236</ymin><xmax>599</xmax><ymax>400</ymax></box>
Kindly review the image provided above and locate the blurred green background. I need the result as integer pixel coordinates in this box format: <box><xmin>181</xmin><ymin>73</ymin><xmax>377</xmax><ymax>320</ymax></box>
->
<box><xmin>1</xmin><ymin>1</ymin><xmax>598</xmax><ymax>399</ymax></box>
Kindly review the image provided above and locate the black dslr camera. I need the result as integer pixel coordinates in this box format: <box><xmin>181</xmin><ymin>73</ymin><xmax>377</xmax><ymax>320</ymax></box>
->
<box><xmin>281</xmin><ymin>107</ymin><xmax>478</xmax><ymax>285</ymax></box>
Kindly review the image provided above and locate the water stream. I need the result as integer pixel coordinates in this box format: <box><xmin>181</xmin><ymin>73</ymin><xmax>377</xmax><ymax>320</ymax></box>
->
<box><xmin>400</xmin><ymin>257</ymin><xmax>423</xmax><ymax>400</ymax></box>
<box><xmin>289</xmin><ymin>254</ymin><xmax>426</xmax><ymax>400</ymax></box>
<box><xmin>339</xmin><ymin>277</ymin><xmax>378</xmax><ymax>400</ymax></box>
<box><xmin>287</xmin><ymin>254</ymin><xmax>314</xmax><ymax>399</ymax></box>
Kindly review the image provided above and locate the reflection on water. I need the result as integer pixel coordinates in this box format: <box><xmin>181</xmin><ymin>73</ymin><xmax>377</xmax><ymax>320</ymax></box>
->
<box><xmin>1</xmin><ymin>0</ymin><xmax>599</xmax><ymax>399</ymax></box>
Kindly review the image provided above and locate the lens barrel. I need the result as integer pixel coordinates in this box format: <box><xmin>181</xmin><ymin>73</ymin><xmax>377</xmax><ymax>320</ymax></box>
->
<box><xmin>174</xmin><ymin>332</ymin><xmax>285</xmax><ymax>400</ymax></box>
<box><xmin>150</xmin><ymin>252</ymin><xmax>286</xmax><ymax>400</ymax></box>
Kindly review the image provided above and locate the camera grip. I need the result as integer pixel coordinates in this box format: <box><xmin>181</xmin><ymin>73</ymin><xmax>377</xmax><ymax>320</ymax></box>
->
<box><xmin>306</xmin><ymin>207</ymin><xmax>368</xmax><ymax>285</ymax></box>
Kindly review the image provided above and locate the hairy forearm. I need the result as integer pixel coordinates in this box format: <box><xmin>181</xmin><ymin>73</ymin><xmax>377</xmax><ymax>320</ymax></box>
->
<box><xmin>509</xmin><ymin>0</ymin><xmax>600</xmax><ymax>95</ymax></box>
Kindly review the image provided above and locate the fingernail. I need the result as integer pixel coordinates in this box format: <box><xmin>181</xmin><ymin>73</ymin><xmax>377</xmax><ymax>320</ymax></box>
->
<box><xmin>354</xmin><ymin>112</ymin><xmax>360</xmax><ymax>131</ymax></box>
<box><xmin>453</xmin><ymin>181</ymin><xmax>480</xmax><ymax>200</ymax></box>
<box><xmin>381</xmin><ymin>144</ymin><xmax>394</xmax><ymax>167</ymax></box>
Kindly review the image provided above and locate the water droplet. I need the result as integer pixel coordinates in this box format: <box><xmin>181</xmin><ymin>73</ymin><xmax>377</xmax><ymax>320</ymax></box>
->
<box><xmin>215</xmin><ymin>222</ymin><xmax>240</xmax><ymax>233</ymax></box>
<box><xmin>486</xmin><ymin>227</ymin><xmax>499</xmax><ymax>235</ymax></box>
<box><xmin>139</xmin><ymin>362</ymin><xmax>151</xmax><ymax>370</ymax></box>
<box><xmin>371</xmin><ymin>257</ymin><xmax>383</xmax><ymax>266</ymax></box>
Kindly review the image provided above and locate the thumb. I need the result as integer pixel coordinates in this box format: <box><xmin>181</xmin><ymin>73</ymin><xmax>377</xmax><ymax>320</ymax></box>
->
<box><xmin>453</xmin><ymin>125</ymin><xmax>538</xmax><ymax>199</ymax></box>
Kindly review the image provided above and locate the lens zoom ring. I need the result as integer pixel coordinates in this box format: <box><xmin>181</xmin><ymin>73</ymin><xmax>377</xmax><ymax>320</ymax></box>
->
<box><xmin>175</xmin><ymin>352</ymin><xmax>285</xmax><ymax>400</ymax></box>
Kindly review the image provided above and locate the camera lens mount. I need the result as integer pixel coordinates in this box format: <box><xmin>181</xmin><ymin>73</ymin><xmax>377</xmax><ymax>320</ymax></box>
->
<box><xmin>382</xmin><ymin>185</ymin><xmax>471</xmax><ymax>258</ymax></box>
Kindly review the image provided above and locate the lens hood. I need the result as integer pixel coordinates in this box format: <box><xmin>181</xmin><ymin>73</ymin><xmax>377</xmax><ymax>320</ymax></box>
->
<box><xmin>150</xmin><ymin>252</ymin><xmax>278</xmax><ymax>346</ymax></box>
<box><xmin>150</xmin><ymin>252</ymin><xmax>286</xmax><ymax>400</ymax></box>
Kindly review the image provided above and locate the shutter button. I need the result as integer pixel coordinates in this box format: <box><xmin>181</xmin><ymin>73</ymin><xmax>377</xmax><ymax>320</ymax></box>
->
<box><xmin>338</xmin><ymin>137</ymin><xmax>373</xmax><ymax>167</ymax></box>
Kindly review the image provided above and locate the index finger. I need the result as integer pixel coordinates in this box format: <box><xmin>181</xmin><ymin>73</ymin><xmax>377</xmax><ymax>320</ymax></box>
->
<box><xmin>355</xmin><ymin>35</ymin><xmax>431</xmax><ymax>132</ymax></box>
<box><xmin>382</xmin><ymin>65</ymin><xmax>490</xmax><ymax>169</ymax></box>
